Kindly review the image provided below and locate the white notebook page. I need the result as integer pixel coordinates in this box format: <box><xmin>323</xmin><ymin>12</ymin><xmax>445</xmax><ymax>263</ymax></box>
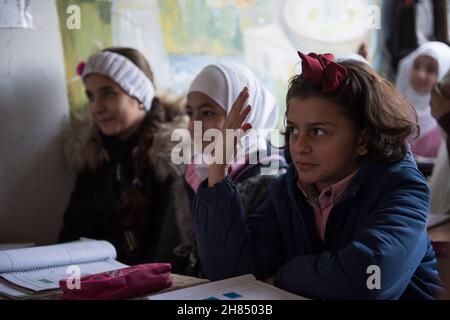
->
<box><xmin>148</xmin><ymin>274</ymin><xmax>307</xmax><ymax>300</ymax></box>
<box><xmin>0</xmin><ymin>239</ymin><xmax>117</xmax><ymax>273</ymax></box>
<box><xmin>1</xmin><ymin>258</ymin><xmax>127</xmax><ymax>292</ymax></box>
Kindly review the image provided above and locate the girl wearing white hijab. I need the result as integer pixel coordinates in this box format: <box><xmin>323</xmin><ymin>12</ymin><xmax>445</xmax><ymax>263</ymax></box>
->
<box><xmin>171</xmin><ymin>63</ymin><xmax>287</xmax><ymax>277</ymax></box>
<box><xmin>185</xmin><ymin>62</ymin><xmax>286</xmax><ymax>196</ymax></box>
<box><xmin>396</xmin><ymin>41</ymin><xmax>450</xmax><ymax>158</ymax></box>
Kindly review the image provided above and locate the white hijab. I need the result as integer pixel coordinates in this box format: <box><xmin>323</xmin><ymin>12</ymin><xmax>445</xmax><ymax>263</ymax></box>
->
<box><xmin>396</xmin><ymin>42</ymin><xmax>450</xmax><ymax>137</ymax></box>
<box><xmin>188</xmin><ymin>63</ymin><xmax>278</xmax><ymax>179</ymax></box>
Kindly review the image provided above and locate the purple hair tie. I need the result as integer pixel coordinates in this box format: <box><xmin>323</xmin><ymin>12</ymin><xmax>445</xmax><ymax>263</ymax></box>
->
<box><xmin>76</xmin><ymin>61</ymin><xmax>86</xmax><ymax>76</ymax></box>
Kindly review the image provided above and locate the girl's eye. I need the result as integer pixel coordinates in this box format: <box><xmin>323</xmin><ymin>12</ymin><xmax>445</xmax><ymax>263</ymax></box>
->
<box><xmin>287</xmin><ymin>126</ymin><xmax>299</xmax><ymax>136</ymax></box>
<box><xmin>186</xmin><ymin>109</ymin><xmax>193</xmax><ymax>117</ymax></box>
<box><xmin>311</xmin><ymin>128</ymin><xmax>326</xmax><ymax>136</ymax></box>
<box><xmin>104</xmin><ymin>90</ymin><xmax>116</xmax><ymax>97</ymax></box>
<box><xmin>426</xmin><ymin>67</ymin><xmax>437</xmax><ymax>75</ymax></box>
<box><xmin>203</xmin><ymin>111</ymin><xmax>214</xmax><ymax>117</ymax></box>
<box><xmin>86</xmin><ymin>93</ymin><xmax>94</xmax><ymax>102</ymax></box>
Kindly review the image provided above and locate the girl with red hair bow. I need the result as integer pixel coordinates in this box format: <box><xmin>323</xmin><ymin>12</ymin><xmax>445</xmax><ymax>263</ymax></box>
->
<box><xmin>191</xmin><ymin>52</ymin><xmax>445</xmax><ymax>299</ymax></box>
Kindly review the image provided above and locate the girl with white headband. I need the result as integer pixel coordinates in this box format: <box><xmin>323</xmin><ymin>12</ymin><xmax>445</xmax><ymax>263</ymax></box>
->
<box><xmin>396</xmin><ymin>41</ymin><xmax>450</xmax><ymax>158</ymax></box>
<box><xmin>59</xmin><ymin>47</ymin><xmax>190</xmax><ymax>267</ymax></box>
<box><xmin>170</xmin><ymin>63</ymin><xmax>287</xmax><ymax>276</ymax></box>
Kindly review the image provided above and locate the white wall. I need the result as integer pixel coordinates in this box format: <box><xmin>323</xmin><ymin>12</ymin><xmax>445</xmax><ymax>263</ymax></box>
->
<box><xmin>0</xmin><ymin>0</ymin><xmax>74</xmax><ymax>244</ymax></box>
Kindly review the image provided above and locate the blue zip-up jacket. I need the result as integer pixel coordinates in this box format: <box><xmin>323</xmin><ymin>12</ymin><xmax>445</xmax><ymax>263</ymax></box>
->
<box><xmin>193</xmin><ymin>152</ymin><xmax>445</xmax><ymax>299</ymax></box>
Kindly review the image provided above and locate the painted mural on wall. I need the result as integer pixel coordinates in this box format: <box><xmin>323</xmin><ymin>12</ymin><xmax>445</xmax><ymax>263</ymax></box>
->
<box><xmin>57</xmin><ymin>0</ymin><xmax>380</xmax><ymax>123</ymax></box>
<box><xmin>57</xmin><ymin>0</ymin><xmax>112</xmax><ymax>113</ymax></box>
<box><xmin>159</xmin><ymin>0</ymin><xmax>379</xmax><ymax>125</ymax></box>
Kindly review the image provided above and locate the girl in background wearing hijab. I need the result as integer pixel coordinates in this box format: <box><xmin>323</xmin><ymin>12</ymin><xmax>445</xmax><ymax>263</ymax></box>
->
<box><xmin>170</xmin><ymin>63</ymin><xmax>287</xmax><ymax>276</ymax></box>
<box><xmin>396</xmin><ymin>41</ymin><xmax>450</xmax><ymax>158</ymax></box>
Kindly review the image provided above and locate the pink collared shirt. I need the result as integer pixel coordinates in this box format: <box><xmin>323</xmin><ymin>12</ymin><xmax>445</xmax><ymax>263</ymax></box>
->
<box><xmin>298</xmin><ymin>171</ymin><xmax>358</xmax><ymax>241</ymax></box>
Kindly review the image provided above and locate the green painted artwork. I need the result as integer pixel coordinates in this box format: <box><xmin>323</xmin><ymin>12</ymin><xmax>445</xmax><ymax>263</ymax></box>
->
<box><xmin>57</xmin><ymin>0</ymin><xmax>113</xmax><ymax>113</ymax></box>
<box><xmin>54</xmin><ymin>0</ymin><xmax>380</xmax><ymax>125</ymax></box>
<box><xmin>157</xmin><ymin>0</ymin><xmax>278</xmax><ymax>56</ymax></box>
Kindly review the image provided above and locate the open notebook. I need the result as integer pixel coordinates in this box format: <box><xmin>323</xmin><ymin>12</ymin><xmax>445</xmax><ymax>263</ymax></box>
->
<box><xmin>147</xmin><ymin>274</ymin><xmax>307</xmax><ymax>300</ymax></box>
<box><xmin>0</xmin><ymin>239</ymin><xmax>127</xmax><ymax>299</ymax></box>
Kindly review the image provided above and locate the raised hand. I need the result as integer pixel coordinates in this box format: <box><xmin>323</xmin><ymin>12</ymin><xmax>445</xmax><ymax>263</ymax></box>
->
<box><xmin>208</xmin><ymin>87</ymin><xmax>253</xmax><ymax>187</ymax></box>
<box><xmin>430</xmin><ymin>84</ymin><xmax>450</xmax><ymax>121</ymax></box>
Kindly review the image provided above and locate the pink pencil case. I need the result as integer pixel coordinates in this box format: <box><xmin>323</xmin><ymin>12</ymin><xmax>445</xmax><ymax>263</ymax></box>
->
<box><xmin>59</xmin><ymin>263</ymin><xmax>172</xmax><ymax>300</ymax></box>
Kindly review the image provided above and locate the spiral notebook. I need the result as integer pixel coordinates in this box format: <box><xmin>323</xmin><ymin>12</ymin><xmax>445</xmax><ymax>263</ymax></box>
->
<box><xmin>0</xmin><ymin>239</ymin><xmax>127</xmax><ymax>299</ymax></box>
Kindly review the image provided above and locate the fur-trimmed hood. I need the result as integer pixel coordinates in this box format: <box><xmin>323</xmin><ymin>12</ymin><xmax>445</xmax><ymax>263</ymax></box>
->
<box><xmin>63</xmin><ymin>94</ymin><xmax>189</xmax><ymax>182</ymax></box>
<box><xmin>61</xmin><ymin>94</ymin><xmax>195</xmax><ymax>272</ymax></box>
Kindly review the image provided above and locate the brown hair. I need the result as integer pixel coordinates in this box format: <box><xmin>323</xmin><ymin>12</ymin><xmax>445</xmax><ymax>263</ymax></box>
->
<box><xmin>284</xmin><ymin>60</ymin><xmax>419</xmax><ymax>163</ymax></box>
<box><xmin>102</xmin><ymin>47</ymin><xmax>164</xmax><ymax>232</ymax></box>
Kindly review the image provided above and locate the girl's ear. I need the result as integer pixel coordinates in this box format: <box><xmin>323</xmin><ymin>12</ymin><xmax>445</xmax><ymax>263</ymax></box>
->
<box><xmin>357</xmin><ymin>129</ymin><xmax>369</xmax><ymax>156</ymax></box>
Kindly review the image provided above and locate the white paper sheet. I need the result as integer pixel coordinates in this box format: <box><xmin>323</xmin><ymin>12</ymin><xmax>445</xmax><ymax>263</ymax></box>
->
<box><xmin>148</xmin><ymin>274</ymin><xmax>307</xmax><ymax>300</ymax></box>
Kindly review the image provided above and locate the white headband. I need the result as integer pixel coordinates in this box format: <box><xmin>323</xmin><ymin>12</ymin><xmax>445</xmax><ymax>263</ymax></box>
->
<box><xmin>81</xmin><ymin>51</ymin><xmax>156</xmax><ymax>111</ymax></box>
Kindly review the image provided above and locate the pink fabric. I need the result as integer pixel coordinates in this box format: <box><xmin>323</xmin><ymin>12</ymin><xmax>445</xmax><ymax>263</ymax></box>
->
<box><xmin>59</xmin><ymin>263</ymin><xmax>172</xmax><ymax>300</ymax></box>
<box><xmin>410</xmin><ymin>127</ymin><xmax>442</xmax><ymax>158</ymax></box>
<box><xmin>185</xmin><ymin>163</ymin><xmax>203</xmax><ymax>192</ymax></box>
<box><xmin>76</xmin><ymin>61</ymin><xmax>86</xmax><ymax>76</ymax></box>
<box><xmin>298</xmin><ymin>172</ymin><xmax>357</xmax><ymax>241</ymax></box>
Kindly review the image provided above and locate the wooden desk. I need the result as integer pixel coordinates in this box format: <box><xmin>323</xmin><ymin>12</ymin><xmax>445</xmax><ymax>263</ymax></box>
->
<box><xmin>429</xmin><ymin>221</ymin><xmax>450</xmax><ymax>242</ymax></box>
<box><xmin>3</xmin><ymin>226</ymin><xmax>449</xmax><ymax>301</ymax></box>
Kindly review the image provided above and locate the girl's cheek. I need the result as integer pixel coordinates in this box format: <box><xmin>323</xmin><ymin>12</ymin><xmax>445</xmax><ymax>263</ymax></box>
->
<box><xmin>426</xmin><ymin>78</ymin><xmax>438</xmax><ymax>90</ymax></box>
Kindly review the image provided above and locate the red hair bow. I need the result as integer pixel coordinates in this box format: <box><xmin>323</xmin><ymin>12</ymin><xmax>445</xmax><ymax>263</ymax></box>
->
<box><xmin>298</xmin><ymin>52</ymin><xmax>348</xmax><ymax>94</ymax></box>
